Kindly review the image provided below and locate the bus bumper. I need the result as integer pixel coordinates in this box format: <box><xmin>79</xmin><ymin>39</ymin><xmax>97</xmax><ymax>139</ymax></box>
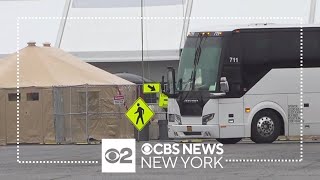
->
<box><xmin>168</xmin><ymin>124</ymin><xmax>219</xmax><ymax>139</ymax></box>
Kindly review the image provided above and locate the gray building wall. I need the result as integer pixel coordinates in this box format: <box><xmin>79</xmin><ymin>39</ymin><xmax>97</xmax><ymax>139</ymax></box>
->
<box><xmin>90</xmin><ymin>60</ymin><xmax>179</xmax><ymax>82</ymax></box>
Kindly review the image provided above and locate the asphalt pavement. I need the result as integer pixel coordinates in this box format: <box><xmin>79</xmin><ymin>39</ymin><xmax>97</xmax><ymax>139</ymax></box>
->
<box><xmin>0</xmin><ymin>140</ymin><xmax>319</xmax><ymax>180</ymax></box>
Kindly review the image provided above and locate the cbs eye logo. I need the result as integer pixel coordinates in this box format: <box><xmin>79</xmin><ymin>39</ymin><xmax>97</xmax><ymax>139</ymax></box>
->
<box><xmin>105</xmin><ymin>148</ymin><xmax>132</xmax><ymax>164</ymax></box>
<box><xmin>141</xmin><ymin>143</ymin><xmax>153</xmax><ymax>155</ymax></box>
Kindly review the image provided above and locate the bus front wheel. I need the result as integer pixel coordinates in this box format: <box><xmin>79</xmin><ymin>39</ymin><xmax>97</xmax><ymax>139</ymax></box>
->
<box><xmin>216</xmin><ymin>138</ymin><xmax>242</xmax><ymax>144</ymax></box>
<box><xmin>251</xmin><ymin>110</ymin><xmax>281</xmax><ymax>143</ymax></box>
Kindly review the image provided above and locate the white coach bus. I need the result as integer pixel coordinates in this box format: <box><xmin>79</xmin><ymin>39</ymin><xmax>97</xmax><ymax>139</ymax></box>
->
<box><xmin>163</xmin><ymin>24</ymin><xmax>320</xmax><ymax>144</ymax></box>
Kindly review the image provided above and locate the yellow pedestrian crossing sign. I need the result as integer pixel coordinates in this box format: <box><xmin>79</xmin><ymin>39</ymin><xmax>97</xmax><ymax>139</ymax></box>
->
<box><xmin>158</xmin><ymin>93</ymin><xmax>168</xmax><ymax>108</ymax></box>
<box><xmin>126</xmin><ymin>97</ymin><xmax>155</xmax><ymax>131</ymax></box>
<box><xmin>143</xmin><ymin>83</ymin><xmax>160</xmax><ymax>94</ymax></box>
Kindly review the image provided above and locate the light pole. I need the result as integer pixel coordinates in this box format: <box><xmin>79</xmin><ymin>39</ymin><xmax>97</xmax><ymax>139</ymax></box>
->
<box><xmin>55</xmin><ymin>0</ymin><xmax>72</xmax><ymax>48</ymax></box>
<box><xmin>309</xmin><ymin>0</ymin><xmax>317</xmax><ymax>24</ymax></box>
<box><xmin>141</xmin><ymin>0</ymin><xmax>145</xmax><ymax>83</ymax></box>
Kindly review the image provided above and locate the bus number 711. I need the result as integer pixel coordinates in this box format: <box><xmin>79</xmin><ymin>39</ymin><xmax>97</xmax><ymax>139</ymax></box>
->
<box><xmin>229</xmin><ymin>57</ymin><xmax>239</xmax><ymax>63</ymax></box>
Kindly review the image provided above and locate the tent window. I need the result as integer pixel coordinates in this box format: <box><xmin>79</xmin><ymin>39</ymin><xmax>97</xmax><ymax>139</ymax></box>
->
<box><xmin>27</xmin><ymin>92</ymin><xmax>39</xmax><ymax>101</ymax></box>
<box><xmin>8</xmin><ymin>93</ymin><xmax>20</xmax><ymax>101</ymax></box>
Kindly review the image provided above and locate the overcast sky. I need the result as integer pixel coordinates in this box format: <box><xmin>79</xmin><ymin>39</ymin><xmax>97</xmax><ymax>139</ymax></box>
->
<box><xmin>0</xmin><ymin>0</ymin><xmax>319</xmax><ymax>55</ymax></box>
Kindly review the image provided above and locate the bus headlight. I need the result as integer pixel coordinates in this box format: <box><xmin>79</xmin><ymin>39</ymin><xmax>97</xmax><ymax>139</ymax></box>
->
<box><xmin>202</xmin><ymin>113</ymin><xmax>215</xmax><ymax>125</ymax></box>
<box><xmin>169</xmin><ymin>114</ymin><xmax>182</xmax><ymax>125</ymax></box>
<box><xmin>175</xmin><ymin>115</ymin><xmax>182</xmax><ymax>125</ymax></box>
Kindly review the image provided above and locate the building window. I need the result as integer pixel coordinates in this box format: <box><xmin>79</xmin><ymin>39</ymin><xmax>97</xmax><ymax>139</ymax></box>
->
<box><xmin>27</xmin><ymin>92</ymin><xmax>39</xmax><ymax>101</ymax></box>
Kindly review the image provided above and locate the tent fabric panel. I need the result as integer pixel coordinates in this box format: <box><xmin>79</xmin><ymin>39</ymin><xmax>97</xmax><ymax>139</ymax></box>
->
<box><xmin>1</xmin><ymin>85</ymin><xmax>137</xmax><ymax>145</ymax></box>
<box><xmin>5</xmin><ymin>88</ymin><xmax>44</xmax><ymax>144</ymax></box>
<box><xmin>0</xmin><ymin>90</ymin><xmax>6</xmax><ymax>145</ymax></box>
<box><xmin>20</xmin><ymin>88</ymin><xmax>43</xmax><ymax>143</ymax></box>
<box><xmin>5</xmin><ymin>89</ymin><xmax>18</xmax><ymax>144</ymax></box>
<box><xmin>42</xmin><ymin>88</ymin><xmax>55</xmax><ymax>144</ymax></box>
<box><xmin>59</xmin><ymin>85</ymin><xmax>136</xmax><ymax>142</ymax></box>
<box><xmin>4</xmin><ymin>88</ymin><xmax>55</xmax><ymax>144</ymax></box>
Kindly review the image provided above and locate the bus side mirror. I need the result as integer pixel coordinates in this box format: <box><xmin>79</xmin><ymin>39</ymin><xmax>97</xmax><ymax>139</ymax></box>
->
<box><xmin>167</xmin><ymin>66</ymin><xmax>176</xmax><ymax>94</ymax></box>
<box><xmin>220</xmin><ymin>77</ymin><xmax>229</xmax><ymax>93</ymax></box>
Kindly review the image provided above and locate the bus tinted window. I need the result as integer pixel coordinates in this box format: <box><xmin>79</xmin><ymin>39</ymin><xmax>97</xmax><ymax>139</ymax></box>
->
<box><xmin>242</xmin><ymin>32</ymin><xmax>271</xmax><ymax>64</ymax></box>
<box><xmin>304</xmin><ymin>30</ymin><xmax>320</xmax><ymax>62</ymax></box>
<box><xmin>270</xmin><ymin>31</ymin><xmax>300</xmax><ymax>66</ymax></box>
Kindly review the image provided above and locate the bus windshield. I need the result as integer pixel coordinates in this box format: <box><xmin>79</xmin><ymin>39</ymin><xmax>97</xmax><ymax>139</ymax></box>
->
<box><xmin>177</xmin><ymin>36</ymin><xmax>222</xmax><ymax>92</ymax></box>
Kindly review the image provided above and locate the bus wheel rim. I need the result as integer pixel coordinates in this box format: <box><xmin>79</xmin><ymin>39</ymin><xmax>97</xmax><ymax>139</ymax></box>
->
<box><xmin>257</xmin><ymin>116</ymin><xmax>274</xmax><ymax>137</ymax></box>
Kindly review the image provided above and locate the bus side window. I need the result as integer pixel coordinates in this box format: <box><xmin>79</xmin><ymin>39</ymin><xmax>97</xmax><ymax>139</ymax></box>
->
<box><xmin>270</xmin><ymin>31</ymin><xmax>299</xmax><ymax>66</ymax></box>
<box><xmin>243</xmin><ymin>32</ymin><xmax>271</xmax><ymax>64</ymax></box>
<box><xmin>304</xmin><ymin>30</ymin><xmax>320</xmax><ymax>67</ymax></box>
<box><xmin>242</xmin><ymin>32</ymin><xmax>271</xmax><ymax>90</ymax></box>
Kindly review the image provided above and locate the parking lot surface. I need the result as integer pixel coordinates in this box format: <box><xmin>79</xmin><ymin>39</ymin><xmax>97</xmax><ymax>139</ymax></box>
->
<box><xmin>0</xmin><ymin>141</ymin><xmax>319</xmax><ymax>180</ymax></box>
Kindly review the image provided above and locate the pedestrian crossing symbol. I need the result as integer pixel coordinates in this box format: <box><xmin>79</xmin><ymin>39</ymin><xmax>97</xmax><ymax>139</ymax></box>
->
<box><xmin>125</xmin><ymin>97</ymin><xmax>155</xmax><ymax>131</ymax></box>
